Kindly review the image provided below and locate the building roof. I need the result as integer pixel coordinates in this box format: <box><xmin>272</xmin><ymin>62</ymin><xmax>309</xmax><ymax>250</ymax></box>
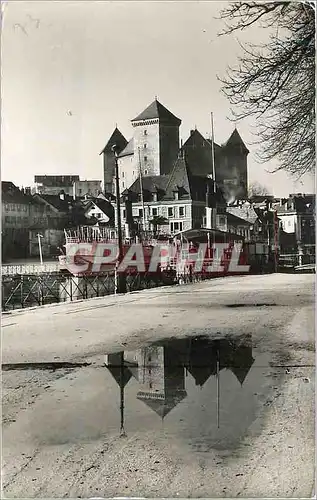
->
<box><xmin>33</xmin><ymin>193</ymin><xmax>73</xmax><ymax>212</ymax></box>
<box><xmin>34</xmin><ymin>175</ymin><xmax>80</xmax><ymax>187</ymax></box>
<box><xmin>222</xmin><ymin>129</ymin><xmax>249</xmax><ymax>154</ymax></box>
<box><xmin>137</xmin><ymin>391</ymin><xmax>187</xmax><ymax>418</ymax></box>
<box><xmin>132</xmin><ymin>99</ymin><xmax>181</xmax><ymax>125</ymax></box>
<box><xmin>182</xmin><ymin>128</ymin><xmax>221</xmax><ymax>151</ymax></box>
<box><xmin>2</xmin><ymin>182</ymin><xmax>33</xmax><ymax>204</ymax></box>
<box><xmin>99</xmin><ymin>127</ymin><xmax>128</xmax><ymax>155</ymax></box>
<box><xmin>164</xmin><ymin>156</ymin><xmax>191</xmax><ymax>200</ymax></box>
<box><xmin>84</xmin><ymin>198</ymin><xmax>114</xmax><ymax>219</ymax></box>
<box><xmin>124</xmin><ymin>174</ymin><xmax>169</xmax><ymax>196</ymax></box>
<box><xmin>227</xmin><ymin>205</ymin><xmax>258</xmax><ymax>224</ymax></box>
<box><xmin>105</xmin><ymin>364</ymin><xmax>132</xmax><ymax>388</ymax></box>
<box><xmin>226</xmin><ymin>211</ymin><xmax>253</xmax><ymax>226</ymax></box>
<box><xmin>118</xmin><ymin>138</ymin><xmax>134</xmax><ymax>158</ymax></box>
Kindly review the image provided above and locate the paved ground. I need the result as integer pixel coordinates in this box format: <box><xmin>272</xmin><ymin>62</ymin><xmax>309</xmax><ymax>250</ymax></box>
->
<box><xmin>2</xmin><ymin>273</ymin><xmax>315</xmax><ymax>498</ymax></box>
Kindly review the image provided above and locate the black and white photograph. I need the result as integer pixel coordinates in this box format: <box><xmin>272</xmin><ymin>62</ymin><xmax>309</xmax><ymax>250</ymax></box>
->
<box><xmin>1</xmin><ymin>1</ymin><xmax>315</xmax><ymax>498</ymax></box>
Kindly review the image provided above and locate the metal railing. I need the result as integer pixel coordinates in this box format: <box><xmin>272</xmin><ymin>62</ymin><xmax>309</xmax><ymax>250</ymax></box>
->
<box><xmin>1</xmin><ymin>271</ymin><xmax>174</xmax><ymax>311</ymax></box>
<box><xmin>2</xmin><ymin>263</ymin><xmax>60</xmax><ymax>276</ymax></box>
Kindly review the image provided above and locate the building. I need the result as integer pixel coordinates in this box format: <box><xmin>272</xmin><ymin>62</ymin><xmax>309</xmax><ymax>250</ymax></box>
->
<box><xmin>100</xmin><ymin>128</ymin><xmax>128</xmax><ymax>194</ymax></box>
<box><xmin>2</xmin><ymin>182</ymin><xmax>32</xmax><ymax>260</ymax></box>
<box><xmin>102</xmin><ymin>99</ymin><xmax>249</xmax><ymax>202</ymax></box>
<box><xmin>182</xmin><ymin>128</ymin><xmax>249</xmax><ymax>202</ymax></box>
<box><xmin>83</xmin><ymin>196</ymin><xmax>114</xmax><ymax>225</ymax></box>
<box><xmin>136</xmin><ymin>344</ymin><xmax>187</xmax><ymax>419</ymax></box>
<box><xmin>118</xmin><ymin>154</ymin><xmax>226</xmax><ymax>237</ymax></box>
<box><xmin>34</xmin><ymin>175</ymin><xmax>102</xmax><ymax>198</ymax></box>
<box><xmin>274</xmin><ymin>193</ymin><xmax>315</xmax><ymax>263</ymax></box>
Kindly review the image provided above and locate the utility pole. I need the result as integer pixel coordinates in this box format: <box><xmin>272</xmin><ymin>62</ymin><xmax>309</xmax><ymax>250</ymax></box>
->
<box><xmin>37</xmin><ymin>233</ymin><xmax>43</xmax><ymax>265</ymax></box>
<box><xmin>138</xmin><ymin>148</ymin><xmax>146</xmax><ymax>233</ymax></box>
<box><xmin>112</xmin><ymin>144</ymin><xmax>127</xmax><ymax>294</ymax></box>
<box><xmin>119</xmin><ymin>351</ymin><xmax>127</xmax><ymax>437</ymax></box>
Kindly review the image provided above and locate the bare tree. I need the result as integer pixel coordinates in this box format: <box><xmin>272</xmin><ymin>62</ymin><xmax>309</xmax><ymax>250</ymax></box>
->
<box><xmin>218</xmin><ymin>1</ymin><xmax>315</xmax><ymax>178</ymax></box>
<box><xmin>248</xmin><ymin>181</ymin><xmax>270</xmax><ymax>197</ymax></box>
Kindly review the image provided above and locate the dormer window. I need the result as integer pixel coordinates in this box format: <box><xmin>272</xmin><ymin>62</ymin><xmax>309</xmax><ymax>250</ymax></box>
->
<box><xmin>174</xmin><ymin>190</ymin><xmax>179</xmax><ymax>200</ymax></box>
<box><xmin>153</xmin><ymin>192</ymin><xmax>158</xmax><ymax>202</ymax></box>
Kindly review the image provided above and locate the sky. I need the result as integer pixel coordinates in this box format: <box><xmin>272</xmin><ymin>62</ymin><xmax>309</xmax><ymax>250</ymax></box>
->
<box><xmin>1</xmin><ymin>0</ymin><xmax>315</xmax><ymax>197</ymax></box>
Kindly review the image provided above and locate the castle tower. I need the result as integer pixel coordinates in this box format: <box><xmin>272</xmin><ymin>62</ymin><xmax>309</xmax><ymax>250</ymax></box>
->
<box><xmin>131</xmin><ymin>99</ymin><xmax>181</xmax><ymax>177</ymax></box>
<box><xmin>100</xmin><ymin>128</ymin><xmax>128</xmax><ymax>194</ymax></box>
<box><xmin>217</xmin><ymin>128</ymin><xmax>249</xmax><ymax>201</ymax></box>
<box><xmin>136</xmin><ymin>345</ymin><xmax>186</xmax><ymax>419</ymax></box>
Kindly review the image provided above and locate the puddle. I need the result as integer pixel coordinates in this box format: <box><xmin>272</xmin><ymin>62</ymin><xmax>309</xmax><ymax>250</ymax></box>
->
<box><xmin>102</xmin><ymin>334</ymin><xmax>275</xmax><ymax>451</ymax></box>
<box><xmin>12</xmin><ymin>334</ymin><xmax>282</xmax><ymax>454</ymax></box>
<box><xmin>226</xmin><ymin>303</ymin><xmax>277</xmax><ymax>308</ymax></box>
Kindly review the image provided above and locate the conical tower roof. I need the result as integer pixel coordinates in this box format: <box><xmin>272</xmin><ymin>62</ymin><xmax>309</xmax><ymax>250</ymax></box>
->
<box><xmin>105</xmin><ymin>364</ymin><xmax>132</xmax><ymax>388</ymax></box>
<box><xmin>223</xmin><ymin>128</ymin><xmax>249</xmax><ymax>154</ymax></box>
<box><xmin>100</xmin><ymin>127</ymin><xmax>128</xmax><ymax>155</ymax></box>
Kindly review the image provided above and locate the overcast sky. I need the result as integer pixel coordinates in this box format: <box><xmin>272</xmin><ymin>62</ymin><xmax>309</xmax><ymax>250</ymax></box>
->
<box><xmin>1</xmin><ymin>1</ymin><xmax>315</xmax><ymax>196</ymax></box>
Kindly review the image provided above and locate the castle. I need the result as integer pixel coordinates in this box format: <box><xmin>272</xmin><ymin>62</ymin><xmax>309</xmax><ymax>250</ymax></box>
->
<box><xmin>100</xmin><ymin>98</ymin><xmax>249</xmax><ymax>203</ymax></box>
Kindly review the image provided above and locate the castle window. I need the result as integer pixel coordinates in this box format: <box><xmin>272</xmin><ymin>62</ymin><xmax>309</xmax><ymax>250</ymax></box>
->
<box><xmin>144</xmin><ymin>130</ymin><xmax>147</xmax><ymax>136</ymax></box>
<box><xmin>122</xmin><ymin>172</ymin><xmax>124</xmax><ymax>178</ymax></box>
<box><xmin>122</xmin><ymin>181</ymin><xmax>125</xmax><ymax>188</ymax></box>
<box><xmin>144</xmin><ymin>156</ymin><xmax>148</xmax><ymax>162</ymax></box>
<box><xmin>144</xmin><ymin>143</ymin><xmax>147</xmax><ymax>149</ymax></box>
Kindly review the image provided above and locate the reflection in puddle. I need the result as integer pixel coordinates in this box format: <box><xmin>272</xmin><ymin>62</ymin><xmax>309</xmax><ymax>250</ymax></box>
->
<box><xmin>104</xmin><ymin>334</ymin><xmax>266</xmax><ymax>450</ymax></box>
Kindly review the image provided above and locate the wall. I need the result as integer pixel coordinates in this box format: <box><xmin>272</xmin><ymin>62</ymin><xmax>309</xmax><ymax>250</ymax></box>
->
<box><xmin>159</xmin><ymin>123</ymin><xmax>180</xmax><ymax>175</ymax></box>
<box><xmin>73</xmin><ymin>180</ymin><xmax>101</xmax><ymax>198</ymax></box>
<box><xmin>29</xmin><ymin>229</ymin><xmax>64</xmax><ymax>257</ymax></box>
<box><xmin>118</xmin><ymin>154</ymin><xmax>137</xmax><ymax>193</ymax></box>
<box><xmin>2</xmin><ymin>201</ymin><xmax>30</xmax><ymax>229</ymax></box>
<box><xmin>133</xmin><ymin>120</ymin><xmax>160</xmax><ymax>176</ymax></box>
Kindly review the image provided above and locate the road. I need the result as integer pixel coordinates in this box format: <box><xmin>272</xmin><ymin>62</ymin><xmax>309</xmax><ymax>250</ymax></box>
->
<box><xmin>2</xmin><ymin>273</ymin><xmax>315</xmax><ymax>498</ymax></box>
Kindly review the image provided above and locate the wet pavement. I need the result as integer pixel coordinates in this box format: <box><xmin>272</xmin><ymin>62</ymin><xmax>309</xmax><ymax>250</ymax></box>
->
<box><xmin>2</xmin><ymin>274</ymin><xmax>315</xmax><ymax>498</ymax></box>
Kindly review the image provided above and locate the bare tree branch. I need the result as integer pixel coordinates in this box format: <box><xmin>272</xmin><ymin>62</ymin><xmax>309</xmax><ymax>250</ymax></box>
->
<box><xmin>217</xmin><ymin>1</ymin><xmax>315</xmax><ymax>178</ymax></box>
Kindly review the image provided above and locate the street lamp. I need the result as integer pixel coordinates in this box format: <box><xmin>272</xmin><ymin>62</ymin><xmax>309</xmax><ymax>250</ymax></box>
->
<box><xmin>112</xmin><ymin>144</ymin><xmax>127</xmax><ymax>294</ymax></box>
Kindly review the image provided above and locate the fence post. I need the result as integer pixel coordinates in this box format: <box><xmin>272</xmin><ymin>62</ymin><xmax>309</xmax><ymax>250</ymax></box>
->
<box><xmin>20</xmin><ymin>275</ymin><xmax>24</xmax><ymax>308</ymax></box>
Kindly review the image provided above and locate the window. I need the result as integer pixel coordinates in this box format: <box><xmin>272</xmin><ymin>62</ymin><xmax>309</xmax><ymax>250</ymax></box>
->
<box><xmin>144</xmin><ymin>156</ymin><xmax>148</xmax><ymax>162</ymax></box>
<box><xmin>122</xmin><ymin>172</ymin><xmax>125</xmax><ymax>178</ymax></box>
<box><xmin>144</xmin><ymin>169</ymin><xmax>148</xmax><ymax>175</ymax></box>
<box><xmin>5</xmin><ymin>216</ymin><xmax>10</xmax><ymax>223</ymax></box>
<box><xmin>152</xmin><ymin>208</ymin><xmax>158</xmax><ymax>216</ymax></box>
<box><xmin>168</xmin><ymin>207</ymin><xmax>173</xmax><ymax>217</ymax></box>
<box><xmin>174</xmin><ymin>191</ymin><xmax>179</xmax><ymax>200</ymax></box>
<box><xmin>144</xmin><ymin>143</ymin><xmax>147</xmax><ymax>149</ymax></box>
<box><xmin>144</xmin><ymin>130</ymin><xmax>147</xmax><ymax>136</ymax></box>
<box><xmin>123</xmin><ymin>210</ymin><xmax>126</xmax><ymax>219</ymax></box>
<box><xmin>139</xmin><ymin>209</ymin><xmax>143</xmax><ymax>217</ymax></box>
<box><xmin>179</xmin><ymin>206</ymin><xmax>185</xmax><ymax>217</ymax></box>
<box><xmin>17</xmin><ymin>205</ymin><xmax>21</xmax><ymax>212</ymax></box>
<box><xmin>122</xmin><ymin>181</ymin><xmax>125</xmax><ymax>188</ymax></box>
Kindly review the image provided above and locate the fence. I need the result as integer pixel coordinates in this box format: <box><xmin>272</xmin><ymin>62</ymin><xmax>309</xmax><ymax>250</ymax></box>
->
<box><xmin>1</xmin><ymin>268</ymin><xmax>215</xmax><ymax>312</ymax></box>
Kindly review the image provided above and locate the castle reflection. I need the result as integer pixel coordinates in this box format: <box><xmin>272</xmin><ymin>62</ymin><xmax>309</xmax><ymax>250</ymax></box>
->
<box><xmin>105</xmin><ymin>334</ymin><xmax>254</xmax><ymax>431</ymax></box>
